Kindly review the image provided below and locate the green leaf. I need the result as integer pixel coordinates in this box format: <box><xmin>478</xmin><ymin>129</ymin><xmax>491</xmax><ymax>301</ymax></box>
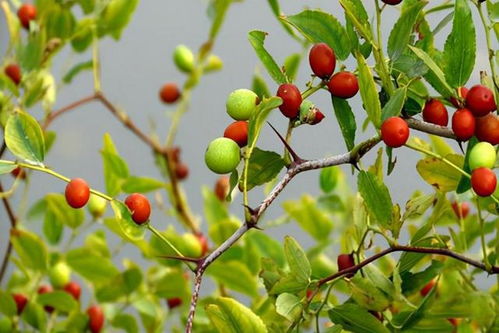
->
<box><xmin>283</xmin><ymin>10</ymin><xmax>351</xmax><ymax>60</ymax></box>
<box><xmin>98</xmin><ymin>0</ymin><xmax>139</xmax><ymax>40</ymax></box>
<box><xmin>387</xmin><ymin>1</ymin><xmax>427</xmax><ymax>61</ymax></box>
<box><xmin>208</xmin><ymin>0</ymin><xmax>232</xmax><ymax>40</ymax></box>
<box><xmin>206</xmin><ymin>297</ymin><xmax>268</xmax><ymax>333</ymax></box>
<box><xmin>37</xmin><ymin>291</ymin><xmax>77</xmax><ymax>312</ymax></box>
<box><xmin>101</xmin><ymin>133</ymin><xmax>129</xmax><ymax>196</ymax></box>
<box><xmin>248</xmin><ymin>31</ymin><xmax>287</xmax><ymax>85</ymax></box>
<box><xmin>206</xmin><ymin>261</ymin><xmax>258</xmax><ymax>297</ymax></box>
<box><xmin>381</xmin><ymin>87</ymin><xmax>407</xmax><ymax>121</ymax></box>
<box><xmin>62</xmin><ymin>60</ymin><xmax>93</xmax><ymax>84</ymax></box>
<box><xmin>17</xmin><ymin>33</ymin><xmax>44</xmax><ymax>72</ymax></box>
<box><xmin>266</xmin><ymin>0</ymin><xmax>298</xmax><ymax>39</ymax></box>
<box><xmin>66</xmin><ymin>248</ymin><xmax>119</xmax><ymax>283</ymax></box>
<box><xmin>284</xmin><ymin>236</ymin><xmax>311</xmax><ymax>283</ymax></box>
<box><xmin>416</xmin><ymin>154</ymin><xmax>464</xmax><ymax>193</ymax></box>
<box><xmin>71</xmin><ymin>18</ymin><xmax>94</xmax><ymax>53</ymax></box>
<box><xmin>356</xmin><ymin>52</ymin><xmax>382</xmax><ymax>128</ymax></box>
<box><xmin>45</xmin><ymin>5</ymin><xmax>76</xmax><ymax>40</ymax></box>
<box><xmin>5</xmin><ymin>111</ymin><xmax>45</xmax><ymax>165</ymax></box>
<box><xmin>247</xmin><ymin>96</ymin><xmax>282</xmax><ymax>149</ymax></box>
<box><xmin>246</xmin><ymin>230</ymin><xmax>285</xmax><ymax>267</ymax></box>
<box><xmin>443</xmin><ymin>0</ymin><xmax>476</xmax><ymax>87</ymax></box>
<box><xmin>338</xmin><ymin>0</ymin><xmax>373</xmax><ymax>44</ymax></box>
<box><xmin>96</xmin><ymin>267</ymin><xmax>142</xmax><ymax>302</ymax></box>
<box><xmin>111</xmin><ymin>313</ymin><xmax>139</xmax><ymax>333</ymax></box>
<box><xmin>328</xmin><ymin>303</ymin><xmax>390</xmax><ymax>333</ymax></box>
<box><xmin>202</xmin><ymin>186</ymin><xmax>229</xmax><ymax>226</ymax></box>
<box><xmin>331</xmin><ymin>97</ymin><xmax>356</xmax><ymax>151</ymax></box>
<box><xmin>0</xmin><ymin>290</ymin><xmax>17</xmax><ymax>317</ymax></box>
<box><xmin>11</xmin><ymin>229</ymin><xmax>48</xmax><ymax>272</ymax></box>
<box><xmin>401</xmin><ymin>260</ymin><xmax>444</xmax><ymax>295</ymax></box>
<box><xmin>122</xmin><ymin>176</ymin><xmax>165</xmax><ymax>193</ymax></box>
<box><xmin>348</xmin><ymin>275</ymin><xmax>391</xmax><ymax>312</ymax></box>
<box><xmin>245</xmin><ymin>148</ymin><xmax>285</xmax><ymax>191</ymax></box>
<box><xmin>0</xmin><ymin>161</ymin><xmax>16</xmax><ymax>174</ymax></box>
<box><xmin>270</xmin><ymin>273</ymin><xmax>309</xmax><ymax>295</ymax></box>
<box><xmin>45</xmin><ymin>193</ymin><xmax>85</xmax><ymax>229</ymax></box>
<box><xmin>283</xmin><ymin>53</ymin><xmax>301</xmax><ymax>82</ymax></box>
<box><xmin>357</xmin><ymin>171</ymin><xmax>393</xmax><ymax>229</ymax></box>
<box><xmin>275</xmin><ymin>293</ymin><xmax>303</xmax><ymax>322</ymax></box>
<box><xmin>252</xmin><ymin>71</ymin><xmax>271</xmax><ymax>99</ymax></box>
<box><xmin>110</xmin><ymin>200</ymin><xmax>146</xmax><ymax>241</ymax></box>
<box><xmin>208</xmin><ymin>218</ymin><xmax>240</xmax><ymax>246</ymax></box>
<box><xmin>319</xmin><ymin>166</ymin><xmax>341</xmax><ymax>193</ymax></box>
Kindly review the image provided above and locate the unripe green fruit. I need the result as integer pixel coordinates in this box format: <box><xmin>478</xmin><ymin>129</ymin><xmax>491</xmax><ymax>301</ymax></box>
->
<box><xmin>469</xmin><ymin>142</ymin><xmax>497</xmax><ymax>170</ymax></box>
<box><xmin>0</xmin><ymin>317</ymin><xmax>12</xmax><ymax>333</ymax></box>
<box><xmin>181</xmin><ymin>233</ymin><xmax>202</xmax><ymax>258</ymax></box>
<box><xmin>204</xmin><ymin>54</ymin><xmax>223</xmax><ymax>72</ymax></box>
<box><xmin>173</xmin><ymin>45</ymin><xmax>194</xmax><ymax>73</ymax></box>
<box><xmin>205</xmin><ymin>138</ymin><xmax>241</xmax><ymax>174</ymax></box>
<box><xmin>49</xmin><ymin>262</ymin><xmax>71</xmax><ymax>288</ymax></box>
<box><xmin>87</xmin><ymin>194</ymin><xmax>107</xmax><ymax>218</ymax></box>
<box><xmin>226</xmin><ymin>89</ymin><xmax>258</xmax><ymax>121</ymax></box>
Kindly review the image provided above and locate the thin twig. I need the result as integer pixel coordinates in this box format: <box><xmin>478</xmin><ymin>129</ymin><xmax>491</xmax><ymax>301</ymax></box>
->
<box><xmin>406</xmin><ymin>118</ymin><xmax>456</xmax><ymax>139</ymax></box>
<box><xmin>42</xmin><ymin>94</ymin><xmax>98</xmax><ymax>130</ymax></box>
<box><xmin>0</xmin><ymin>181</ymin><xmax>18</xmax><ymax>284</ymax></box>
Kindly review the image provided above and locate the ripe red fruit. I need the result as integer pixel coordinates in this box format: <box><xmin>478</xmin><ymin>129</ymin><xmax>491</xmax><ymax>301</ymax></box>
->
<box><xmin>12</xmin><ymin>293</ymin><xmax>28</xmax><ymax>314</ymax></box>
<box><xmin>195</xmin><ymin>232</ymin><xmax>209</xmax><ymax>256</ymax></box>
<box><xmin>306</xmin><ymin>289</ymin><xmax>313</xmax><ymax>299</ymax></box>
<box><xmin>451</xmin><ymin>109</ymin><xmax>475</xmax><ymax>141</ymax></box>
<box><xmin>327</xmin><ymin>71</ymin><xmax>359</xmax><ymax>99</ymax></box>
<box><xmin>276</xmin><ymin>84</ymin><xmax>302</xmax><ymax>118</ymax></box>
<box><xmin>63</xmin><ymin>281</ymin><xmax>81</xmax><ymax>301</ymax></box>
<box><xmin>308</xmin><ymin>43</ymin><xmax>336</xmax><ymax>79</ymax></box>
<box><xmin>214</xmin><ymin>176</ymin><xmax>230</xmax><ymax>201</ymax></box>
<box><xmin>471</xmin><ymin>167</ymin><xmax>497</xmax><ymax>197</ymax></box>
<box><xmin>466</xmin><ymin>85</ymin><xmax>496</xmax><ymax>117</ymax></box>
<box><xmin>451</xmin><ymin>202</ymin><xmax>469</xmax><ymax>219</ymax></box>
<box><xmin>65</xmin><ymin>178</ymin><xmax>90</xmax><ymax>209</ymax></box>
<box><xmin>175</xmin><ymin>163</ymin><xmax>189</xmax><ymax>180</ymax></box>
<box><xmin>475</xmin><ymin>113</ymin><xmax>499</xmax><ymax>145</ymax></box>
<box><xmin>17</xmin><ymin>3</ymin><xmax>36</xmax><ymax>29</ymax></box>
<box><xmin>87</xmin><ymin>305</ymin><xmax>104</xmax><ymax>333</ymax></box>
<box><xmin>450</xmin><ymin>87</ymin><xmax>468</xmax><ymax>108</ymax></box>
<box><xmin>382</xmin><ymin>0</ymin><xmax>402</xmax><ymax>5</ymax></box>
<box><xmin>420</xmin><ymin>279</ymin><xmax>436</xmax><ymax>297</ymax></box>
<box><xmin>159</xmin><ymin>83</ymin><xmax>180</xmax><ymax>104</ymax></box>
<box><xmin>124</xmin><ymin>193</ymin><xmax>151</xmax><ymax>224</ymax></box>
<box><xmin>422</xmin><ymin>99</ymin><xmax>448</xmax><ymax>126</ymax></box>
<box><xmin>37</xmin><ymin>285</ymin><xmax>54</xmax><ymax>313</ymax></box>
<box><xmin>11</xmin><ymin>167</ymin><xmax>26</xmax><ymax>180</ymax></box>
<box><xmin>223</xmin><ymin>121</ymin><xmax>248</xmax><ymax>147</ymax></box>
<box><xmin>4</xmin><ymin>64</ymin><xmax>21</xmax><ymax>85</ymax></box>
<box><xmin>167</xmin><ymin>297</ymin><xmax>182</xmax><ymax>309</ymax></box>
<box><xmin>337</xmin><ymin>253</ymin><xmax>356</xmax><ymax>278</ymax></box>
<box><xmin>380</xmin><ymin>117</ymin><xmax>410</xmax><ymax>148</ymax></box>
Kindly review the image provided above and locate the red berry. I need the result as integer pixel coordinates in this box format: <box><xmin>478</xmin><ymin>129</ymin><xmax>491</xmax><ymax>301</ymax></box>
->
<box><xmin>4</xmin><ymin>64</ymin><xmax>21</xmax><ymax>85</ymax></box>
<box><xmin>475</xmin><ymin>113</ymin><xmax>499</xmax><ymax>145</ymax></box>
<box><xmin>337</xmin><ymin>253</ymin><xmax>356</xmax><ymax>278</ymax></box>
<box><xmin>159</xmin><ymin>83</ymin><xmax>180</xmax><ymax>104</ymax></box>
<box><xmin>124</xmin><ymin>193</ymin><xmax>151</xmax><ymax>224</ymax></box>
<box><xmin>17</xmin><ymin>3</ymin><xmax>36</xmax><ymax>29</ymax></box>
<box><xmin>466</xmin><ymin>84</ymin><xmax>496</xmax><ymax>117</ymax></box>
<box><xmin>276</xmin><ymin>84</ymin><xmax>302</xmax><ymax>118</ymax></box>
<box><xmin>450</xmin><ymin>87</ymin><xmax>468</xmax><ymax>108</ymax></box>
<box><xmin>214</xmin><ymin>176</ymin><xmax>230</xmax><ymax>201</ymax></box>
<box><xmin>327</xmin><ymin>71</ymin><xmax>359</xmax><ymax>99</ymax></box>
<box><xmin>167</xmin><ymin>297</ymin><xmax>182</xmax><ymax>309</ymax></box>
<box><xmin>382</xmin><ymin>0</ymin><xmax>402</xmax><ymax>4</ymax></box>
<box><xmin>308</xmin><ymin>43</ymin><xmax>336</xmax><ymax>79</ymax></box>
<box><xmin>87</xmin><ymin>305</ymin><xmax>104</xmax><ymax>333</ymax></box>
<box><xmin>11</xmin><ymin>167</ymin><xmax>26</xmax><ymax>180</ymax></box>
<box><xmin>223</xmin><ymin>121</ymin><xmax>248</xmax><ymax>147</ymax></box>
<box><xmin>63</xmin><ymin>281</ymin><xmax>81</xmax><ymax>301</ymax></box>
<box><xmin>380</xmin><ymin>117</ymin><xmax>410</xmax><ymax>148</ymax></box>
<box><xmin>306</xmin><ymin>289</ymin><xmax>313</xmax><ymax>299</ymax></box>
<box><xmin>422</xmin><ymin>99</ymin><xmax>448</xmax><ymax>126</ymax></box>
<box><xmin>420</xmin><ymin>280</ymin><xmax>436</xmax><ymax>297</ymax></box>
<box><xmin>471</xmin><ymin>167</ymin><xmax>497</xmax><ymax>197</ymax></box>
<box><xmin>451</xmin><ymin>109</ymin><xmax>475</xmax><ymax>141</ymax></box>
<box><xmin>37</xmin><ymin>285</ymin><xmax>54</xmax><ymax>313</ymax></box>
<box><xmin>175</xmin><ymin>163</ymin><xmax>189</xmax><ymax>180</ymax></box>
<box><xmin>451</xmin><ymin>202</ymin><xmax>469</xmax><ymax>219</ymax></box>
<box><xmin>311</xmin><ymin>110</ymin><xmax>325</xmax><ymax>125</ymax></box>
<box><xmin>195</xmin><ymin>232</ymin><xmax>209</xmax><ymax>256</ymax></box>
<box><xmin>12</xmin><ymin>293</ymin><xmax>28</xmax><ymax>314</ymax></box>
<box><xmin>65</xmin><ymin>178</ymin><xmax>90</xmax><ymax>209</ymax></box>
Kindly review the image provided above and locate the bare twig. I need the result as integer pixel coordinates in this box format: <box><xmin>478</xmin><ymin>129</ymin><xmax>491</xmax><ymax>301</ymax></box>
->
<box><xmin>0</xmin><ymin>181</ymin><xmax>18</xmax><ymax>284</ymax></box>
<box><xmin>42</xmin><ymin>94</ymin><xmax>98</xmax><ymax>130</ymax></box>
<box><xmin>406</xmin><ymin>118</ymin><xmax>456</xmax><ymax>139</ymax></box>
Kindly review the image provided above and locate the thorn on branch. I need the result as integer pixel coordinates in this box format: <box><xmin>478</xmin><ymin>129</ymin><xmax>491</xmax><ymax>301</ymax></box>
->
<box><xmin>267</xmin><ymin>122</ymin><xmax>306</xmax><ymax>165</ymax></box>
<box><xmin>157</xmin><ymin>255</ymin><xmax>202</xmax><ymax>265</ymax></box>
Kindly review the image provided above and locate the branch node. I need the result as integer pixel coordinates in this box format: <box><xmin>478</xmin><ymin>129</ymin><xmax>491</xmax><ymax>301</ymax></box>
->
<box><xmin>267</xmin><ymin>122</ymin><xmax>307</xmax><ymax>165</ymax></box>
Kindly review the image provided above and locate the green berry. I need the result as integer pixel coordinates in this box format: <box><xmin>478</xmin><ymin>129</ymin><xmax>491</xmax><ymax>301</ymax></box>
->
<box><xmin>204</xmin><ymin>54</ymin><xmax>223</xmax><ymax>72</ymax></box>
<box><xmin>49</xmin><ymin>262</ymin><xmax>71</xmax><ymax>288</ymax></box>
<box><xmin>469</xmin><ymin>142</ymin><xmax>497</xmax><ymax>170</ymax></box>
<box><xmin>226</xmin><ymin>89</ymin><xmax>258</xmax><ymax>121</ymax></box>
<box><xmin>87</xmin><ymin>194</ymin><xmax>107</xmax><ymax>218</ymax></box>
<box><xmin>173</xmin><ymin>45</ymin><xmax>194</xmax><ymax>73</ymax></box>
<box><xmin>181</xmin><ymin>233</ymin><xmax>202</xmax><ymax>258</ymax></box>
<box><xmin>205</xmin><ymin>138</ymin><xmax>241</xmax><ymax>174</ymax></box>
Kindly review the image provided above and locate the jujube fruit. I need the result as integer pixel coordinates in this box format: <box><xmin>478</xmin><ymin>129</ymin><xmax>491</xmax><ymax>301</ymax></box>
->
<box><xmin>204</xmin><ymin>54</ymin><xmax>223</xmax><ymax>72</ymax></box>
<box><xmin>173</xmin><ymin>45</ymin><xmax>194</xmax><ymax>73</ymax></box>
<box><xmin>451</xmin><ymin>201</ymin><xmax>469</xmax><ymax>219</ymax></box>
<box><xmin>195</xmin><ymin>232</ymin><xmax>209</xmax><ymax>256</ymax></box>
<box><xmin>63</xmin><ymin>281</ymin><xmax>81</xmax><ymax>301</ymax></box>
<box><xmin>382</xmin><ymin>0</ymin><xmax>402</xmax><ymax>5</ymax></box>
<box><xmin>12</xmin><ymin>293</ymin><xmax>28</xmax><ymax>314</ymax></box>
<box><xmin>450</xmin><ymin>86</ymin><xmax>468</xmax><ymax>108</ymax></box>
<box><xmin>420</xmin><ymin>279</ymin><xmax>436</xmax><ymax>297</ymax></box>
<box><xmin>17</xmin><ymin>3</ymin><xmax>36</xmax><ymax>30</ymax></box>
<box><xmin>125</xmin><ymin>193</ymin><xmax>151</xmax><ymax>224</ymax></box>
<box><xmin>175</xmin><ymin>163</ymin><xmax>189</xmax><ymax>180</ymax></box>
<box><xmin>4</xmin><ymin>64</ymin><xmax>21</xmax><ymax>85</ymax></box>
<box><xmin>468</xmin><ymin>142</ymin><xmax>496</xmax><ymax>170</ymax></box>
<box><xmin>48</xmin><ymin>261</ymin><xmax>71</xmax><ymax>288</ymax></box>
<box><xmin>182</xmin><ymin>233</ymin><xmax>202</xmax><ymax>258</ymax></box>
<box><xmin>475</xmin><ymin>113</ymin><xmax>499</xmax><ymax>145</ymax></box>
<box><xmin>214</xmin><ymin>175</ymin><xmax>230</xmax><ymax>201</ymax></box>
<box><xmin>11</xmin><ymin>166</ymin><xmax>26</xmax><ymax>180</ymax></box>
<box><xmin>327</xmin><ymin>71</ymin><xmax>359</xmax><ymax>99</ymax></box>
<box><xmin>337</xmin><ymin>253</ymin><xmax>356</xmax><ymax>278</ymax></box>
<box><xmin>87</xmin><ymin>194</ymin><xmax>107</xmax><ymax>218</ymax></box>
<box><xmin>159</xmin><ymin>83</ymin><xmax>180</xmax><ymax>104</ymax></box>
<box><xmin>167</xmin><ymin>297</ymin><xmax>182</xmax><ymax>309</ymax></box>
<box><xmin>204</xmin><ymin>137</ymin><xmax>241</xmax><ymax>174</ymax></box>
<box><xmin>65</xmin><ymin>178</ymin><xmax>90</xmax><ymax>209</ymax></box>
<box><xmin>451</xmin><ymin>109</ymin><xmax>475</xmax><ymax>141</ymax></box>
<box><xmin>299</xmin><ymin>99</ymin><xmax>325</xmax><ymax>125</ymax></box>
<box><xmin>87</xmin><ymin>305</ymin><xmax>104</xmax><ymax>333</ymax></box>
<box><xmin>380</xmin><ymin>117</ymin><xmax>410</xmax><ymax>148</ymax></box>
<box><xmin>37</xmin><ymin>285</ymin><xmax>54</xmax><ymax>313</ymax></box>
<box><xmin>471</xmin><ymin>167</ymin><xmax>497</xmax><ymax>197</ymax></box>
<box><xmin>308</xmin><ymin>43</ymin><xmax>336</xmax><ymax>79</ymax></box>
<box><xmin>276</xmin><ymin>84</ymin><xmax>302</xmax><ymax>118</ymax></box>
<box><xmin>226</xmin><ymin>89</ymin><xmax>258</xmax><ymax>121</ymax></box>
<box><xmin>422</xmin><ymin>99</ymin><xmax>448</xmax><ymax>126</ymax></box>
<box><xmin>223</xmin><ymin>121</ymin><xmax>248</xmax><ymax>147</ymax></box>
<box><xmin>466</xmin><ymin>84</ymin><xmax>496</xmax><ymax>117</ymax></box>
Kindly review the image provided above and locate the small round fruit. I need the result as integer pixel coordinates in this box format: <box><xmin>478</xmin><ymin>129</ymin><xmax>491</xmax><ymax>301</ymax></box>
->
<box><xmin>17</xmin><ymin>3</ymin><xmax>36</xmax><ymax>29</ymax></box>
<box><xmin>327</xmin><ymin>71</ymin><xmax>359</xmax><ymax>99</ymax></box>
<box><xmin>299</xmin><ymin>99</ymin><xmax>325</xmax><ymax>125</ymax></box>
<box><xmin>422</xmin><ymin>99</ymin><xmax>448</xmax><ymax>126</ymax></box>
<box><xmin>124</xmin><ymin>193</ymin><xmax>151</xmax><ymax>224</ymax></box>
<box><xmin>276</xmin><ymin>84</ymin><xmax>302</xmax><ymax>118</ymax></box>
<box><xmin>382</xmin><ymin>0</ymin><xmax>402</xmax><ymax>4</ymax></box>
<box><xmin>451</xmin><ymin>109</ymin><xmax>475</xmax><ymax>141</ymax></box>
<box><xmin>12</xmin><ymin>293</ymin><xmax>28</xmax><ymax>314</ymax></box>
<box><xmin>182</xmin><ymin>233</ymin><xmax>202</xmax><ymax>257</ymax></box>
<box><xmin>37</xmin><ymin>285</ymin><xmax>54</xmax><ymax>313</ymax></box>
<box><xmin>87</xmin><ymin>194</ymin><xmax>107</xmax><ymax>218</ymax></box>
<box><xmin>214</xmin><ymin>176</ymin><xmax>230</xmax><ymax>201</ymax></box>
<box><xmin>475</xmin><ymin>113</ymin><xmax>499</xmax><ymax>145</ymax></box>
<box><xmin>195</xmin><ymin>232</ymin><xmax>209</xmax><ymax>256</ymax></box>
<box><xmin>308</xmin><ymin>43</ymin><xmax>336</xmax><ymax>79</ymax></box>
<box><xmin>380</xmin><ymin>117</ymin><xmax>410</xmax><ymax>148</ymax></box>
<box><xmin>173</xmin><ymin>45</ymin><xmax>194</xmax><ymax>73</ymax></box>
<box><xmin>469</xmin><ymin>142</ymin><xmax>496</xmax><ymax>170</ymax></box>
<box><xmin>65</xmin><ymin>178</ymin><xmax>90</xmax><ymax>209</ymax></box>
<box><xmin>204</xmin><ymin>138</ymin><xmax>241</xmax><ymax>174</ymax></box>
<box><xmin>204</xmin><ymin>54</ymin><xmax>223</xmax><ymax>72</ymax></box>
<box><xmin>420</xmin><ymin>280</ymin><xmax>436</xmax><ymax>297</ymax></box>
<box><xmin>451</xmin><ymin>201</ymin><xmax>470</xmax><ymax>220</ymax></box>
<box><xmin>466</xmin><ymin>85</ymin><xmax>496</xmax><ymax>117</ymax></box>
<box><xmin>63</xmin><ymin>281</ymin><xmax>81</xmax><ymax>301</ymax></box>
<box><xmin>337</xmin><ymin>253</ymin><xmax>356</xmax><ymax>278</ymax></box>
<box><xmin>167</xmin><ymin>297</ymin><xmax>182</xmax><ymax>309</ymax></box>
<box><xmin>175</xmin><ymin>163</ymin><xmax>189</xmax><ymax>180</ymax></box>
<box><xmin>471</xmin><ymin>167</ymin><xmax>497</xmax><ymax>197</ymax></box>
<box><xmin>450</xmin><ymin>87</ymin><xmax>468</xmax><ymax>108</ymax></box>
<box><xmin>4</xmin><ymin>64</ymin><xmax>21</xmax><ymax>85</ymax></box>
<box><xmin>226</xmin><ymin>89</ymin><xmax>258</xmax><ymax>121</ymax></box>
<box><xmin>159</xmin><ymin>83</ymin><xmax>180</xmax><ymax>104</ymax></box>
<box><xmin>49</xmin><ymin>262</ymin><xmax>71</xmax><ymax>288</ymax></box>
<box><xmin>223</xmin><ymin>121</ymin><xmax>248</xmax><ymax>147</ymax></box>
<box><xmin>11</xmin><ymin>167</ymin><xmax>26</xmax><ymax>180</ymax></box>
<box><xmin>87</xmin><ymin>305</ymin><xmax>104</xmax><ymax>333</ymax></box>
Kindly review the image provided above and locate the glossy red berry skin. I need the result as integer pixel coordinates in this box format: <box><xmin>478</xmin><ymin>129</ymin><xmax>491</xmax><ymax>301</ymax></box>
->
<box><xmin>422</xmin><ymin>99</ymin><xmax>448</xmax><ymax>126</ymax></box>
<box><xmin>380</xmin><ymin>117</ymin><xmax>410</xmax><ymax>148</ymax></box>
<box><xmin>37</xmin><ymin>285</ymin><xmax>54</xmax><ymax>313</ymax></box>
<box><xmin>223</xmin><ymin>121</ymin><xmax>248</xmax><ymax>147</ymax></box>
<box><xmin>4</xmin><ymin>64</ymin><xmax>21</xmax><ymax>85</ymax></box>
<box><xmin>65</xmin><ymin>178</ymin><xmax>90</xmax><ymax>209</ymax></box>
<box><xmin>63</xmin><ymin>281</ymin><xmax>81</xmax><ymax>301</ymax></box>
<box><xmin>466</xmin><ymin>85</ymin><xmax>496</xmax><ymax>117</ymax></box>
<box><xmin>382</xmin><ymin>0</ymin><xmax>402</xmax><ymax>4</ymax></box>
<box><xmin>167</xmin><ymin>297</ymin><xmax>182</xmax><ymax>309</ymax></box>
<box><xmin>451</xmin><ymin>109</ymin><xmax>475</xmax><ymax>141</ymax></box>
<box><xmin>276</xmin><ymin>84</ymin><xmax>302</xmax><ymax>118</ymax></box>
<box><xmin>125</xmin><ymin>193</ymin><xmax>151</xmax><ymax>224</ymax></box>
<box><xmin>451</xmin><ymin>202</ymin><xmax>469</xmax><ymax>219</ymax></box>
<box><xmin>159</xmin><ymin>83</ymin><xmax>180</xmax><ymax>104</ymax></box>
<box><xmin>475</xmin><ymin>113</ymin><xmax>499</xmax><ymax>145</ymax></box>
<box><xmin>175</xmin><ymin>163</ymin><xmax>189</xmax><ymax>180</ymax></box>
<box><xmin>327</xmin><ymin>72</ymin><xmax>359</xmax><ymax>99</ymax></box>
<box><xmin>311</xmin><ymin>110</ymin><xmax>325</xmax><ymax>125</ymax></box>
<box><xmin>12</xmin><ymin>293</ymin><xmax>28</xmax><ymax>314</ymax></box>
<box><xmin>195</xmin><ymin>232</ymin><xmax>209</xmax><ymax>256</ymax></box>
<box><xmin>471</xmin><ymin>167</ymin><xmax>497</xmax><ymax>197</ymax></box>
<box><xmin>337</xmin><ymin>253</ymin><xmax>356</xmax><ymax>278</ymax></box>
<box><xmin>420</xmin><ymin>279</ymin><xmax>436</xmax><ymax>297</ymax></box>
<box><xmin>450</xmin><ymin>87</ymin><xmax>468</xmax><ymax>108</ymax></box>
<box><xmin>308</xmin><ymin>43</ymin><xmax>336</xmax><ymax>79</ymax></box>
<box><xmin>87</xmin><ymin>305</ymin><xmax>104</xmax><ymax>333</ymax></box>
<box><xmin>17</xmin><ymin>4</ymin><xmax>36</xmax><ymax>29</ymax></box>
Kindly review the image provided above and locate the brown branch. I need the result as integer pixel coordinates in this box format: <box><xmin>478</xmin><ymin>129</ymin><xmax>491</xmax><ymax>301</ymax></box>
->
<box><xmin>406</xmin><ymin>117</ymin><xmax>456</xmax><ymax>139</ymax></box>
<box><xmin>42</xmin><ymin>94</ymin><xmax>98</xmax><ymax>130</ymax></box>
<box><xmin>0</xmin><ymin>181</ymin><xmax>18</xmax><ymax>284</ymax></box>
